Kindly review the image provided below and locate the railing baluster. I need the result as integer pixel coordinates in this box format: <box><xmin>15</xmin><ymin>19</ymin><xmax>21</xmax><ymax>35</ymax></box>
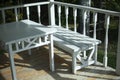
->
<box><xmin>44</xmin><ymin>36</ymin><xmax>48</xmax><ymax>42</ymax></box>
<box><xmin>93</xmin><ymin>12</ymin><xmax>98</xmax><ymax>39</ymax></box>
<box><xmin>37</xmin><ymin>5</ymin><xmax>41</xmax><ymax>24</ymax></box>
<box><xmin>2</xmin><ymin>10</ymin><xmax>5</xmax><ymax>24</ymax></box>
<box><xmin>22</xmin><ymin>41</ymin><xmax>25</xmax><ymax>49</ymax></box>
<box><xmin>39</xmin><ymin>37</ymin><xmax>41</xmax><ymax>43</ymax></box>
<box><xmin>83</xmin><ymin>10</ymin><xmax>87</xmax><ymax>36</ymax></box>
<box><xmin>83</xmin><ymin>10</ymin><xmax>87</xmax><ymax>58</ymax></box>
<box><xmin>58</xmin><ymin>5</ymin><xmax>61</xmax><ymax>27</ymax></box>
<box><xmin>73</xmin><ymin>8</ymin><xmax>77</xmax><ymax>32</ymax></box>
<box><xmin>15</xmin><ymin>8</ymin><xmax>18</xmax><ymax>22</ymax></box>
<box><xmin>26</xmin><ymin>7</ymin><xmax>30</xmax><ymax>20</ymax></box>
<box><xmin>15</xmin><ymin>42</ymin><xmax>19</xmax><ymax>51</ymax></box>
<box><xmin>93</xmin><ymin>12</ymin><xmax>98</xmax><ymax>64</ymax></box>
<box><xmin>65</xmin><ymin>6</ymin><xmax>69</xmax><ymax>30</ymax></box>
<box><xmin>103</xmin><ymin>14</ymin><xmax>110</xmax><ymax>67</ymax></box>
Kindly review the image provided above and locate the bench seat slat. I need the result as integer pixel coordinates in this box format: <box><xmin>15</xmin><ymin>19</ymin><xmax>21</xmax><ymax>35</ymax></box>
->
<box><xmin>53</xmin><ymin>36</ymin><xmax>80</xmax><ymax>54</ymax></box>
<box><xmin>53</xmin><ymin>27</ymin><xmax>101</xmax><ymax>53</ymax></box>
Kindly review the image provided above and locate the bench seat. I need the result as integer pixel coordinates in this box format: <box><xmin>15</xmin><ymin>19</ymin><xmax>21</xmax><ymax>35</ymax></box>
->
<box><xmin>52</xmin><ymin>26</ymin><xmax>101</xmax><ymax>73</ymax></box>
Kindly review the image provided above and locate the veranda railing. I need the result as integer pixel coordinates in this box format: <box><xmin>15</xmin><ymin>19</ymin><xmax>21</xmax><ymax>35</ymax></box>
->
<box><xmin>0</xmin><ymin>0</ymin><xmax>120</xmax><ymax>75</ymax></box>
<box><xmin>51</xmin><ymin>0</ymin><xmax>120</xmax><ymax>66</ymax></box>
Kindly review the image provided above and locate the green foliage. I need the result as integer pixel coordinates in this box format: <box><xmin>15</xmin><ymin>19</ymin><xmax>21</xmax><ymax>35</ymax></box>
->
<box><xmin>0</xmin><ymin>1</ymin><xmax>23</xmax><ymax>23</ymax></box>
<box><xmin>98</xmin><ymin>42</ymin><xmax>117</xmax><ymax>69</ymax></box>
<box><xmin>105</xmin><ymin>0</ymin><xmax>120</xmax><ymax>11</ymax></box>
<box><xmin>110</xmin><ymin>19</ymin><xmax>119</xmax><ymax>29</ymax></box>
<box><xmin>5</xmin><ymin>10</ymin><xmax>16</xmax><ymax>22</ymax></box>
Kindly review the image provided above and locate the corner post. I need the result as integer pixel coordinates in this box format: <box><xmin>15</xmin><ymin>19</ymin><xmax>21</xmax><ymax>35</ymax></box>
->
<box><xmin>49</xmin><ymin>0</ymin><xmax>55</xmax><ymax>26</ymax></box>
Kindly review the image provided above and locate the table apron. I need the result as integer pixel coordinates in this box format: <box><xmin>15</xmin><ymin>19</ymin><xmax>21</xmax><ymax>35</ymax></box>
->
<box><xmin>7</xmin><ymin>35</ymin><xmax>51</xmax><ymax>54</ymax></box>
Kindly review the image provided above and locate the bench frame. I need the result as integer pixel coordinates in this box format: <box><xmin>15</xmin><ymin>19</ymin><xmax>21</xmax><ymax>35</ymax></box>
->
<box><xmin>52</xmin><ymin>27</ymin><xmax>101</xmax><ymax>74</ymax></box>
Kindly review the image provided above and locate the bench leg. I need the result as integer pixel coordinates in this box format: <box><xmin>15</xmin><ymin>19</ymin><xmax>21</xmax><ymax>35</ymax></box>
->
<box><xmin>49</xmin><ymin>34</ymin><xmax>55</xmax><ymax>72</ymax></box>
<box><xmin>93</xmin><ymin>45</ymin><xmax>98</xmax><ymax>65</ymax></box>
<box><xmin>72</xmin><ymin>53</ymin><xmax>76</xmax><ymax>74</ymax></box>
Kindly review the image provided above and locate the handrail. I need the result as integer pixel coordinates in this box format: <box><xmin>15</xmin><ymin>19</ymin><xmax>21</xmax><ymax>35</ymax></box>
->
<box><xmin>0</xmin><ymin>1</ymin><xmax>49</xmax><ymax>10</ymax></box>
<box><xmin>52</xmin><ymin>1</ymin><xmax>120</xmax><ymax>17</ymax></box>
<box><xmin>0</xmin><ymin>1</ymin><xmax>50</xmax><ymax>24</ymax></box>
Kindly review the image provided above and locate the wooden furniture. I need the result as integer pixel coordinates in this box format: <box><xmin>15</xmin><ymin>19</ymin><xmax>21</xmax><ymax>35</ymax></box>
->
<box><xmin>52</xmin><ymin>26</ymin><xmax>101</xmax><ymax>74</ymax></box>
<box><xmin>0</xmin><ymin>20</ymin><xmax>56</xmax><ymax>80</ymax></box>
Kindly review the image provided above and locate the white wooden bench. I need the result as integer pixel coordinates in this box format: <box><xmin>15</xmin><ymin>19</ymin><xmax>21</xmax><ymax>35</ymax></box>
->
<box><xmin>51</xmin><ymin>26</ymin><xmax>101</xmax><ymax>74</ymax></box>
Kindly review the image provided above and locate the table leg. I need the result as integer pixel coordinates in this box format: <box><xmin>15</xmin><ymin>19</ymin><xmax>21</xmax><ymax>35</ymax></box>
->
<box><xmin>8</xmin><ymin>44</ymin><xmax>17</xmax><ymax>80</ymax></box>
<box><xmin>94</xmin><ymin>45</ymin><xmax>98</xmax><ymax>65</ymax></box>
<box><xmin>49</xmin><ymin>34</ymin><xmax>55</xmax><ymax>71</ymax></box>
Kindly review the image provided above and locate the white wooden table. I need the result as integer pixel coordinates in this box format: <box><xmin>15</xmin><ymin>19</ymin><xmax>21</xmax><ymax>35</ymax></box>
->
<box><xmin>0</xmin><ymin>20</ymin><xmax>56</xmax><ymax>80</ymax></box>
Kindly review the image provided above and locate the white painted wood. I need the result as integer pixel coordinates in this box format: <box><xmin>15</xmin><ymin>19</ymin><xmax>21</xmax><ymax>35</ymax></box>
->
<box><xmin>52</xmin><ymin>1</ymin><xmax>120</xmax><ymax>17</ymax></box>
<box><xmin>72</xmin><ymin>52</ymin><xmax>77</xmax><ymax>74</ymax></box>
<box><xmin>116</xmin><ymin>17</ymin><xmax>120</xmax><ymax>75</ymax></box>
<box><xmin>93</xmin><ymin>12</ymin><xmax>98</xmax><ymax>65</ymax></box>
<box><xmin>53</xmin><ymin>26</ymin><xmax>101</xmax><ymax>73</ymax></box>
<box><xmin>83</xmin><ymin>7</ymin><xmax>88</xmax><ymax>59</ymax></box>
<box><xmin>49</xmin><ymin>34</ymin><xmax>55</xmax><ymax>71</ymax></box>
<box><xmin>53</xmin><ymin>36</ymin><xmax>81</xmax><ymax>53</ymax></box>
<box><xmin>39</xmin><ymin>37</ymin><xmax>42</xmax><ymax>44</ymax></box>
<box><xmin>0</xmin><ymin>20</ymin><xmax>56</xmax><ymax>80</ymax></box>
<box><xmin>8</xmin><ymin>44</ymin><xmax>17</xmax><ymax>80</ymax></box>
<box><xmin>37</xmin><ymin>5</ymin><xmax>41</xmax><ymax>24</ymax></box>
<box><xmin>0</xmin><ymin>0</ymin><xmax>120</xmax><ymax>75</ymax></box>
<box><xmin>0</xmin><ymin>1</ymin><xmax>49</xmax><ymax>24</ymax></box>
<box><xmin>65</xmin><ymin>6</ymin><xmax>69</xmax><ymax>30</ymax></box>
<box><xmin>58</xmin><ymin>5</ymin><xmax>61</xmax><ymax>27</ymax></box>
<box><xmin>93</xmin><ymin>12</ymin><xmax>97</xmax><ymax>39</ymax></box>
<box><xmin>50</xmin><ymin>0</ymin><xmax>54</xmax><ymax>2</ymax></box>
<box><xmin>0</xmin><ymin>2</ymin><xmax>49</xmax><ymax>10</ymax></box>
<box><xmin>26</xmin><ymin>7</ymin><xmax>30</xmax><ymax>20</ymax></box>
<box><xmin>15</xmin><ymin>42</ymin><xmax>19</xmax><ymax>51</ymax></box>
<box><xmin>103</xmin><ymin>14</ymin><xmax>110</xmax><ymax>67</ymax></box>
<box><xmin>15</xmin><ymin>8</ymin><xmax>18</xmax><ymax>22</ymax></box>
<box><xmin>88</xmin><ymin>46</ymin><xmax>95</xmax><ymax>60</ymax></box>
<box><xmin>21</xmin><ymin>41</ymin><xmax>25</xmax><ymax>49</ymax></box>
<box><xmin>73</xmin><ymin>8</ymin><xmax>77</xmax><ymax>32</ymax></box>
<box><xmin>83</xmin><ymin>10</ymin><xmax>87</xmax><ymax>36</ymax></box>
<box><xmin>0</xmin><ymin>20</ymin><xmax>56</xmax><ymax>44</ymax></box>
<box><xmin>83</xmin><ymin>51</ymin><xmax>87</xmax><ymax>59</ymax></box>
<box><xmin>49</xmin><ymin>0</ymin><xmax>55</xmax><ymax>26</ymax></box>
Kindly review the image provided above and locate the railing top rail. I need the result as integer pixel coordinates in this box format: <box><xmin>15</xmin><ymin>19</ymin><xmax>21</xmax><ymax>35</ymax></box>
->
<box><xmin>0</xmin><ymin>1</ymin><xmax>49</xmax><ymax>10</ymax></box>
<box><xmin>52</xmin><ymin>1</ymin><xmax>120</xmax><ymax>17</ymax></box>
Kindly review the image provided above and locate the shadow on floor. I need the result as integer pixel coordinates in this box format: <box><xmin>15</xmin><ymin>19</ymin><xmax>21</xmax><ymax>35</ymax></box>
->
<box><xmin>0</xmin><ymin>46</ymin><xmax>119</xmax><ymax>80</ymax></box>
<box><xmin>77</xmin><ymin>67</ymin><xmax>119</xmax><ymax>80</ymax></box>
<box><xmin>15</xmin><ymin>46</ymin><xmax>75</xmax><ymax>80</ymax></box>
<box><xmin>0</xmin><ymin>53</ymin><xmax>10</xmax><ymax>69</ymax></box>
<box><xmin>0</xmin><ymin>73</ymin><xmax>5</xmax><ymax>80</ymax></box>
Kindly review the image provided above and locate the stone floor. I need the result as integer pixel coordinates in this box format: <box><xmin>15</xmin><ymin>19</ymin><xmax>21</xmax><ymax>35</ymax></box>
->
<box><xmin>0</xmin><ymin>46</ymin><xmax>120</xmax><ymax>80</ymax></box>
